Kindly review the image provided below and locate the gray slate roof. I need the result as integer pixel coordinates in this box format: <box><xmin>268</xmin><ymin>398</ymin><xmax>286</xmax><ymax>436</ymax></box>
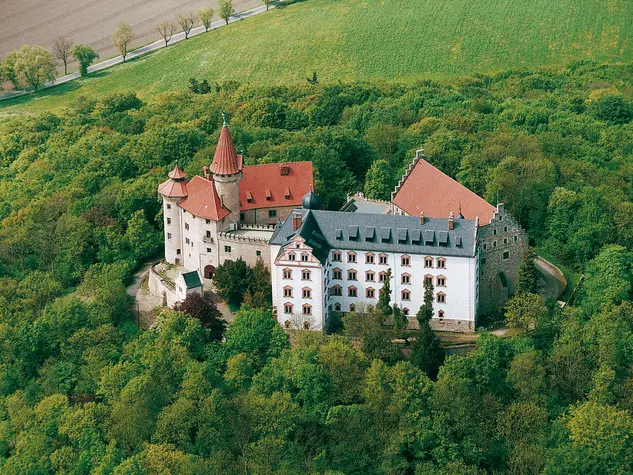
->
<box><xmin>270</xmin><ymin>210</ymin><xmax>477</xmax><ymax>260</ymax></box>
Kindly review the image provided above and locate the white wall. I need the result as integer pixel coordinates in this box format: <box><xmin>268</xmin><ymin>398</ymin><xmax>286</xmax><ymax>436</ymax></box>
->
<box><xmin>179</xmin><ymin>211</ymin><xmax>221</xmax><ymax>273</ymax></box>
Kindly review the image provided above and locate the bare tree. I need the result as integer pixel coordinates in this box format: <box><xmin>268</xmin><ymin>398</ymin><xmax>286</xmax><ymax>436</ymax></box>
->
<box><xmin>157</xmin><ymin>20</ymin><xmax>176</xmax><ymax>47</ymax></box>
<box><xmin>219</xmin><ymin>0</ymin><xmax>234</xmax><ymax>25</ymax></box>
<box><xmin>177</xmin><ymin>11</ymin><xmax>196</xmax><ymax>39</ymax></box>
<box><xmin>199</xmin><ymin>7</ymin><xmax>214</xmax><ymax>32</ymax></box>
<box><xmin>112</xmin><ymin>22</ymin><xmax>133</xmax><ymax>62</ymax></box>
<box><xmin>52</xmin><ymin>37</ymin><xmax>73</xmax><ymax>75</ymax></box>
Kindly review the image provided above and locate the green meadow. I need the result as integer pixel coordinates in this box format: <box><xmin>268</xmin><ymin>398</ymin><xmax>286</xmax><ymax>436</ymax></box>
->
<box><xmin>2</xmin><ymin>0</ymin><xmax>632</xmax><ymax>113</ymax></box>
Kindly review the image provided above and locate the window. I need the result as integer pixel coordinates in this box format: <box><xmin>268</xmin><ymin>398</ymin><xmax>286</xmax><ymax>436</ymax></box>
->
<box><xmin>185</xmin><ymin>223</ymin><xmax>189</xmax><ymax>230</ymax></box>
<box><xmin>514</xmin><ymin>235</ymin><xmax>519</xmax><ymax>243</ymax></box>
<box><xmin>330</xmin><ymin>285</ymin><xmax>342</xmax><ymax>296</ymax></box>
<box><xmin>401</xmin><ymin>255</ymin><xmax>411</xmax><ymax>266</ymax></box>
<box><xmin>206</xmin><ymin>219</ymin><xmax>211</xmax><ymax>225</ymax></box>
<box><xmin>437</xmin><ymin>258</ymin><xmax>446</xmax><ymax>269</ymax></box>
<box><xmin>483</xmin><ymin>243</ymin><xmax>487</xmax><ymax>251</ymax></box>
<box><xmin>269</xmin><ymin>210</ymin><xmax>277</xmax><ymax>218</ymax></box>
<box><xmin>424</xmin><ymin>257</ymin><xmax>434</xmax><ymax>268</ymax></box>
<box><xmin>438</xmin><ymin>310</ymin><xmax>445</xmax><ymax>320</ymax></box>
<box><xmin>167</xmin><ymin>218</ymin><xmax>171</xmax><ymax>225</ymax></box>
<box><xmin>424</xmin><ymin>274</ymin><xmax>433</xmax><ymax>286</ymax></box>
<box><xmin>379</xmin><ymin>272</ymin><xmax>388</xmax><ymax>283</ymax></box>
<box><xmin>437</xmin><ymin>292</ymin><xmax>446</xmax><ymax>303</ymax></box>
<box><xmin>288</xmin><ymin>252</ymin><xmax>296</xmax><ymax>261</ymax></box>
<box><xmin>366</xmin><ymin>288</ymin><xmax>375</xmax><ymax>299</ymax></box>
<box><xmin>379</xmin><ymin>253</ymin><xmax>388</xmax><ymax>265</ymax></box>
<box><xmin>256</xmin><ymin>250</ymin><xmax>261</xmax><ymax>257</ymax></box>
<box><xmin>207</xmin><ymin>248</ymin><xmax>212</xmax><ymax>253</ymax></box>
<box><xmin>348</xmin><ymin>252</ymin><xmax>357</xmax><ymax>263</ymax></box>
<box><xmin>401</xmin><ymin>289</ymin><xmax>411</xmax><ymax>301</ymax></box>
<box><xmin>303</xmin><ymin>288</ymin><xmax>312</xmax><ymax>299</ymax></box>
<box><xmin>401</xmin><ymin>273</ymin><xmax>411</xmax><ymax>284</ymax></box>
<box><xmin>302</xmin><ymin>304</ymin><xmax>312</xmax><ymax>315</ymax></box>
<box><xmin>240</xmin><ymin>213</ymin><xmax>245</xmax><ymax>221</ymax></box>
<box><xmin>332</xmin><ymin>268</ymin><xmax>342</xmax><ymax>280</ymax></box>
<box><xmin>185</xmin><ymin>238</ymin><xmax>190</xmax><ymax>244</ymax></box>
<box><xmin>403</xmin><ymin>308</ymin><xmax>409</xmax><ymax>316</ymax></box>
<box><xmin>283</xmin><ymin>268</ymin><xmax>292</xmax><ymax>279</ymax></box>
<box><xmin>493</xmin><ymin>228</ymin><xmax>497</xmax><ymax>235</ymax></box>
<box><xmin>504</xmin><ymin>238</ymin><xmax>508</xmax><ymax>245</ymax></box>
<box><xmin>493</xmin><ymin>240</ymin><xmax>497</xmax><ymax>248</ymax></box>
<box><xmin>349</xmin><ymin>304</ymin><xmax>356</xmax><ymax>312</ymax></box>
<box><xmin>334</xmin><ymin>303</ymin><xmax>342</xmax><ymax>312</ymax></box>
<box><xmin>284</xmin><ymin>303</ymin><xmax>293</xmax><ymax>314</ymax></box>
<box><xmin>225</xmin><ymin>246</ymin><xmax>232</xmax><ymax>253</ymax></box>
<box><xmin>176</xmin><ymin>249</ymin><xmax>181</xmax><ymax>255</ymax></box>
<box><xmin>302</xmin><ymin>270</ymin><xmax>311</xmax><ymax>281</ymax></box>
<box><xmin>332</xmin><ymin>251</ymin><xmax>342</xmax><ymax>262</ymax></box>
<box><xmin>504</xmin><ymin>226</ymin><xmax>508</xmax><ymax>232</ymax></box>
<box><xmin>366</xmin><ymin>271</ymin><xmax>375</xmax><ymax>282</ymax></box>
<box><xmin>503</xmin><ymin>251</ymin><xmax>510</xmax><ymax>260</ymax></box>
<box><xmin>283</xmin><ymin>287</ymin><xmax>293</xmax><ymax>298</ymax></box>
<box><xmin>301</xmin><ymin>253</ymin><xmax>309</xmax><ymax>262</ymax></box>
<box><xmin>348</xmin><ymin>270</ymin><xmax>357</xmax><ymax>281</ymax></box>
<box><xmin>437</xmin><ymin>275</ymin><xmax>446</xmax><ymax>287</ymax></box>
<box><xmin>348</xmin><ymin>286</ymin><xmax>357</xmax><ymax>297</ymax></box>
<box><xmin>206</xmin><ymin>230</ymin><xmax>212</xmax><ymax>239</ymax></box>
<box><xmin>365</xmin><ymin>253</ymin><xmax>375</xmax><ymax>264</ymax></box>
<box><xmin>167</xmin><ymin>233</ymin><xmax>172</xmax><ymax>239</ymax></box>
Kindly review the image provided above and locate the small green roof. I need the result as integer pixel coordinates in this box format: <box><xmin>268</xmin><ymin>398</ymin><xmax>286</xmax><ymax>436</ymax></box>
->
<box><xmin>182</xmin><ymin>271</ymin><xmax>202</xmax><ymax>289</ymax></box>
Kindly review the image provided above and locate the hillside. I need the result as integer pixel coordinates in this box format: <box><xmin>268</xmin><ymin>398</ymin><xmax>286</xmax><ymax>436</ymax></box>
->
<box><xmin>2</xmin><ymin>0</ymin><xmax>632</xmax><ymax>114</ymax></box>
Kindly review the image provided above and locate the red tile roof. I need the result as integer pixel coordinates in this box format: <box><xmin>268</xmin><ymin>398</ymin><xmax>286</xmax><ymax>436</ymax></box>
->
<box><xmin>240</xmin><ymin>162</ymin><xmax>313</xmax><ymax>211</ymax></box>
<box><xmin>158</xmin><ymin>178</ymin><xmax>189</xmax><ymax>198</ymax></box>
<box><xmin>209</xmin><ymin>126</ymin><xmax>243</xmax><ymax>176</ymax></box>
<box><xmin>392</xmin><ymin>158</ymin><xmax>496</xmax><ymax>224</ymax></box>
<box><xmin>178</xmin><ymin>175</ymin><xmax>229</xmax><ymax>221</ymax></box>
<box><xmin>168</xmin><ymin>165</ymin><xmax>187</xmax><ymax>179</ymax></box>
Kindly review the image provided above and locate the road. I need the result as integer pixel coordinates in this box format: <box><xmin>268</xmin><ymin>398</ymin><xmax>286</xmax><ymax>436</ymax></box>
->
<box><xmin>0</xmin><ymin>0</ymin><xmax>260</xmax><ymax>70</ymax></box>
<box><xmin>0</xmin><ymin>1</ymin><xmax>278</xmax><ymax>101</ymax></box>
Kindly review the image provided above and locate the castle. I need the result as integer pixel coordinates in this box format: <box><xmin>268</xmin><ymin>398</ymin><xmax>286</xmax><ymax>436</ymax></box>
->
<box><xmin>154</xmin><ymin>125</ymin><xmax>526</xmax><ymax>331</ymax></box>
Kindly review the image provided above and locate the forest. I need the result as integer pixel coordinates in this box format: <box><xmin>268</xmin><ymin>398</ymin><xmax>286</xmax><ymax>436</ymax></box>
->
<box><xmin>1</xmin><ymin>60</ymin><xmax>633</xmax><ymax>473</ymax></box>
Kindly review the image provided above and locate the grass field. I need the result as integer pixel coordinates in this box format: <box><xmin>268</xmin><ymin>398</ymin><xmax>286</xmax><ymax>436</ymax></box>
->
<box><xmin>2</xmin><ymin>0</ymin><xmax>632</xmax><ymax>114</ymax></box>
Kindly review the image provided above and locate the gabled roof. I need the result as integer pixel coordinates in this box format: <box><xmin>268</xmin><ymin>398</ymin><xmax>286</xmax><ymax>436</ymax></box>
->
<box><xmin>178</xmin><ymin>175</ymin><xmax>229</xmax><ymax>221</ymax></box>
<box><xmin>210</xmin><ymin>126</ymin><xmax>243</xmax><ymax>176</ymax></box>
<box><xmin>240</xmin><ymin>161</ymin><xmax>313</xmax><ymax>211</ymax></box>
<box><xmin>392</xmin><ymin>158</ymin><xmax>496</xmax><ymax>224</ymax></box>
<box><xmin>181</xmin><ymin>271</ymin><xmax>202</xmax><ymax>289</ymax></box>
<box><xmin>271</xmin><ymin>209</ymin><xmax>477</xmax><ymax>259</ymax></box>
<box><xmin>158</xmin><ymin>177</ymin><xmax>189</xmax><ymax>198</ymax></box>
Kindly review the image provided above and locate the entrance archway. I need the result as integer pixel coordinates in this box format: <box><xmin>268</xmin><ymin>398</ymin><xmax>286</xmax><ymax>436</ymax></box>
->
<box><xmin>204</xmin><ymin>265</ymin><xmax>216</xmax><ymax>279</ymax></box>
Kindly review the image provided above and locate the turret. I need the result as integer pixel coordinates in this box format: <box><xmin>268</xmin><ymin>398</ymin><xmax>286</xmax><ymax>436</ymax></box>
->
<box><xmin>209</xmin><ymin>120</ymin><xmax>243</xmax><ymax>226</ymax></box>
<box><xmin>158</xmin><ymin>165</ymin><xmax>188</xmax><ymax>265</ymax></box>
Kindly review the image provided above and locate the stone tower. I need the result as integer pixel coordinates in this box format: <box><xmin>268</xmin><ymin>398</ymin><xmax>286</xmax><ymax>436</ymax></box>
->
<box><xmin>209</xmin><ymin>122</ymin><xmax>243</xmax><ymax>227</ymax></box>
<box><xmin>158</xmin><ymin>165</ymin><xmax>188</xmax><ymax>265</ymax></box>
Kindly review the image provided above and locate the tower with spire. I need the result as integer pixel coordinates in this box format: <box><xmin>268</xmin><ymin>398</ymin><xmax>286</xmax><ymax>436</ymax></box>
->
<box><xmin>158</xmin><ymin>164</ymin><xmax>189</xmax><ymax>265</ymax></box>
<box><xmin>209</xmin><ymin>115</ymin><xmax>243</xmax><ymax>227</ymax></box>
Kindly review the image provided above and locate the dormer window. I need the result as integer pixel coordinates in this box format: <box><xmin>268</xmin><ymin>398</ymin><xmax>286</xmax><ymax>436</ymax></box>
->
<box><xmin>284</xmin><ymin>187</ymin><xmax>291</xmax><ymax>199</ymax></box>
<box><xmin>280</xmin><ymin>165</ymin><xmax>290</xmax><ymax>176</ymax></box>
<box><xmin>265</xmin><ymin>188</ymin><xmax>272</xmax><ymax>201</ymax></box>
<box><xmin>246</xmin><ymin>190</ymin><xmax>253</xmax><ymax>203</ymax></box>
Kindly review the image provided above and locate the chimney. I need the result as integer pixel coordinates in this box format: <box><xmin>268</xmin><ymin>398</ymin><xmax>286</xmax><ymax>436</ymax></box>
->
<box><xmin>420</xmin><ymin>211</ymin><xmax>425</xmax><ymax>225</ymax></box>
<box><xmin>448</xmin><ymin>211</ymin><xmax>455</xmax><ymax>230</ymax></box>
<box><xmin>292</xmin><ymin>212</ymin><xmax>302</xmax><ymax>231</ymax></box>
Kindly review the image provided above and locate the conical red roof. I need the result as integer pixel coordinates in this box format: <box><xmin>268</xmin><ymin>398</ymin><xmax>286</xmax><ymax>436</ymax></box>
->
<box><xmin>168</xmin><ymin>164</ymin><xmax>187</xmax><ymax>180</ymax></box>
<box><xmin>178</xmin><ymin>175</ymin><xmax>229</xmax><ymax>221</ymax></box>
<box><xmin>210</xmin><ymin>126</ymin><xmax>242</xmax><ymax>176</ymax></box>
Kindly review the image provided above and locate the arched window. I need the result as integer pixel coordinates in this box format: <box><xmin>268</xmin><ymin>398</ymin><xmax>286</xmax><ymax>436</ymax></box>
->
<box><xmin>401</xmin><ymin>289</ymin><xmax>411</xmax><ymax>301</ymax></box>
<box><xmin>302</xmin><ymin>304</ymin><xmax>312</xmax><ymax>315</ymax></box>
<box><xmin>437</xmin><ymin>292</ymin><xmax>446</xmax><ymax>303</ymax></box>
<box><xmin>283</xmin><ymin>268</ymin><xmax>292</xmax><ymax>279</ymax></box>
<box><xmin>284</xmin><ymin>303</ymin><xmax>293</xmax><ymax>314</ymax></box>
<box><xmin>302</xmin><ymin>269</ymin><xmax>311</xmax><ymax>281</ymax></box>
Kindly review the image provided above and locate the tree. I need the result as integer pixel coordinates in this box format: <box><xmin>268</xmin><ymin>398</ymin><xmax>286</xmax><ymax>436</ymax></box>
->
<box><xmin>157</xmin><ymin>20</ymin><xmax>176</xmax><ymax>47</ymax></box>
<box><xmin>581</xmin><ymin>244</ymin><xmax>633</xmax><ymax>315</ymax></box>
<box><xmin>263</xmin><ymin>0</ymin><xmax>274</xmax><ymax>10</ymax></box>
<box><xmin>177</xmin><ymin>11</ymin><xmax>197</xmax><ymax>39</ymax></box>
<box><xmin>112</xmin><ymin>22</ymin><xmax>133</xmax><ymax>63</ymax></box>
<box><xmin>13</xmin><ymin>45</ymin><xmax>56</xmax><ymax>92</ymax></box>
<box><xmin>411</xmin><ymin>279</ymin><xmax>443</xmax><ymax>379</ymax></box>
<box><xmin>516</xmin><ymin>247</ymin><xmax>538</xmax><ymax>294</ymax></box>
<box><xmin>504</xmin><ymin>292</ymin><xmax>548</xmax><ymax>334</ymax></box>
<box><xmin>589</xmin><ymin>94</ymin><xmax>633</xmax><ymax>125</ymax></box>
<box><xmin>71</xmin><ymin>44</ymin><xmax>98</xmax><ymax>77</ymax></box>
<box><xmin>213</xmin><ymin>258</ymin><xmax>253</xmax><ymax>306</ymax></box>
<box><xmin>199</xmin><ymin>7</ymin><xmax>214</xmax><ymax>31</ymax></box>
<box><xmin>174</xmin><ymin>292</ymin><xmax>226</xmax><ymax>341</ymax></box>
<box><xmin>52</xmin><ymin>37</ymin><xmax>73</xmax><ymax>75</ymax></box>
<box><xmin>363</xmin><ymin>160</ymin><xmax>393</xmax><ymax>201</ymax></box>
<box><xmin>219</xmin><ymin>0</ymin><xmax>234</xmax><ymax>25</ymax></box>
<box><xmin>376</xmin><ymin>268</ymin><xmax>392</xmax><ymax>319</ymax></box>
<box><xmin>0</xmin><ymin>50</ymin><xmax>21</xmax><ymax>89</ymax></box>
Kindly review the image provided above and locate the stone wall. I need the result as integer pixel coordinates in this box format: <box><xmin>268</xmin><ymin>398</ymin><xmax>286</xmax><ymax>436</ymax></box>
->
<box><xmin>477</xmin><ymin>204</ymin><xmax>528</xmax><ymax>317</ymax></box>
<box><xmin>148</xmin><ymin>264</ymin><xmax>177</xmax><ymax>307</ymax></box>
<box><xmin>240</xmin><ymin>205</ymin><xmax>297</xmax><ymax>226</ymax></box>
<box><xmin>218</xmin><ymin>231</ymin><xmax>272</xmax><ymax>267</ymax></box>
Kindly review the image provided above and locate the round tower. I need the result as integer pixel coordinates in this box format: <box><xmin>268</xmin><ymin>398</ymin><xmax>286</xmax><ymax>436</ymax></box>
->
<box><xmin>158</xmin><ymin>165</ymin><xmax>188</xmax><ymax>265</ymax></box>
<box><xmin>209</xmin><ymin>122</ymin><xmax>243</xmax><ymax>226</ymax></box>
